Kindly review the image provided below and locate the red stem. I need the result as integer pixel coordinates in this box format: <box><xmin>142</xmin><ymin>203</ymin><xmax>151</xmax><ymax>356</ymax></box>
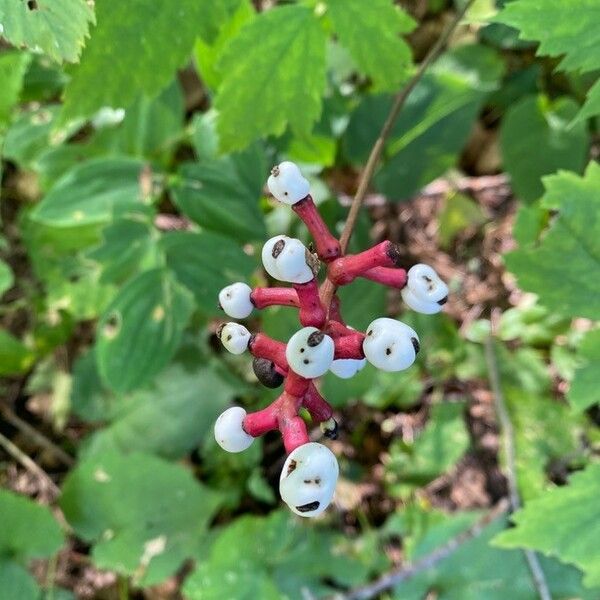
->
<box><xmin>327</xmin><ymin>241</ymin><xmax>402</xmax><ymax>285</ymax></box>
<box><xmin>278</xmin><ymin>392</ymin><xmax>309</xmax><ymax>453</ymax></box>
<box><xmin>294</xmin><ymin>279</ymin><xmax>326</xmax><ymax>328</ymax></box>
<box><xmin>243</xmin><ymin>401</ymin><xmax>280</xmax><ymax>437</ymax></box>
<box><xmin>284</xmin><ymin>371</ymin><xmax>311</xmax><ymax>397</ymax></box>
<box><xmin>292</xmin><ymin>195</ymin><xmax>341</xmax><ymax>261</ymax></box>
<box><xmin>329</xmin><ymin>294</ymin><xmax>345</xmax><ymax>324</ymax></box>
<box><xmin>302</xmin><ymin>384</ymin><xmax>333</xmax><ymax>423</ymax></box>
<box><xmin>249</xmin><ymin>333</ymin><xmax>288</xmax><ymax>370</ymax></box>
<box><xmin>361</xmin><ymin>266</ymin><xmax>407</xmax><ymax>289</ymax></box>
<box><xmin>251</xmin><ymin>287</ymin><xmax>299</xmax><ymax>309</ymax></box>
<box><xmin>325</xmin><ymin>321</ymin><xmax>366</xmax><ymax>360</ymax></box>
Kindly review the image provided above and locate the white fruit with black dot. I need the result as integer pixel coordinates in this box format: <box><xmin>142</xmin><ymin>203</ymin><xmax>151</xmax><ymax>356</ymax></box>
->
<box><xmin>218</xmin><ymin>282</ymin><xmax>253</xmax><ymax>319</ymax></box>
<box><xmin>214</xmin><ymin>406</ymin><xmax>254</xmax><ymax>453</ymax></box>
<box><xmin>261</xmin><ymin>235</ymin><xmax>313</xmax><ymax>284</ymax></box>
<box><xmin>402</xmin><ymin>264</ymin><xmax>448</xmax><ymax>314</ymax></box>
<box><xmin>286</xmin><ymin>327</ymin><xmax>334</xmax><ymax>378</ymax></box>
<box><xmin>218</xmin><ymin>322</ymin><xmax>251</xmax><ymax>355</ymax></box>
<box><xmin>267</xmin><ymin>161</ymin><xmax>310</xmax><ymax>205</ymax></box>
<box><xmin>279</xmin><ymin>442</ymin><xmax>339</xmax><ymax>517</ymax></box>
<box><xmin>363</xmin><ymin>317</ymin><xmax>420</xmax><ymax>371</ymax></box>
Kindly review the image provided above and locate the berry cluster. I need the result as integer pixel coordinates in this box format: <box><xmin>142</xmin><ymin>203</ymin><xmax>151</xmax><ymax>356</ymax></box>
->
<box><xmin>214</xmin><ymin>162</ymin><xmax>448</xmax><ymax>517</ymax></box>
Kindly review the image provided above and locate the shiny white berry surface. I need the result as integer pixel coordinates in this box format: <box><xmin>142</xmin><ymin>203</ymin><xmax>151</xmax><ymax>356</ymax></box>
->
<box><xmin>214</xmin><ymin>406</ymin><xmax>254</xmax><ymax>453</ymax></box>
<box><xmin>219</xmin><ymin>322</ymin><xmax>251</xmax><ymax>355</ymax></box>
<box><xmin>362</xmin><ymin>317</ymin><xmax>419</xmax><ymax>371</ymax></box>
<box><xmin>279</xmin><ymin>442</ymin><xmax>339</xmax><ymax>517</ymax></box>
<box><xmin>267</xmin><ymin>161</ymin><xmax>310</xmax><ymax>205</ymax></box>
<box><xmin>219</xmin><ymin>282</ymin><xmax>253</xmax><ymax>319</ymax></box>
<box><xmin>286</xmin><ymin>327</ymin><xmax>334</xmax><ymax>378</ymax></box>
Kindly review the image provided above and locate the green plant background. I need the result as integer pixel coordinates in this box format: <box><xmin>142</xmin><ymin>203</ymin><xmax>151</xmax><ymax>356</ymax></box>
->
<box><xmin>0</xmin><ymin>0</ymin><xmax>599</xmax><ymax>598</ymax></box>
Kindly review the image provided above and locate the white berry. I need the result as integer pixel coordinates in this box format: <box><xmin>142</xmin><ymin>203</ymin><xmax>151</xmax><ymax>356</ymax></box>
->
<box><xmin>218</xmin><ymin>322</ymin><xmax>251</xmax><ymax>355</ymax></box>
<box><xmin>219</xmin><ymin>282</ymin><xmax>253</xmax><ymax>319</ymax></box>
<box><xmin>329</xmin><ymin>357</ymin><xmax>367</xmax><ymax>379</ymax></box>
<box><xmin>286</xmin><ymin>327</ymin><xmax>334</xmax><ymax>378</ymax></box>
<box><xmin>267</xmin><ymin>161</ymin><xmax>310</xmax><ymax>205</ymax></box>
<box><xmin>214</xmin><ymin>407</ymin><xmax>254</xmax><ymax>452</ymax></box>
<box><xmin>402</xmin><ymin>264</ymin><xmax>448</xmax><ymax>314</ymax></box>
<box><xmin>261</xmin><ymin>235</ymin><xmax>313</xmax><ymax>284</ymax></box>
<box><xmin>279</xmin><ymin>442</ymin><xmax>339</xmax><ymax>517</ymax></box>
<box><xmin>363</xmin><ymin>318</ymin><xmax>419</xmax><ymax>371</ymax></box>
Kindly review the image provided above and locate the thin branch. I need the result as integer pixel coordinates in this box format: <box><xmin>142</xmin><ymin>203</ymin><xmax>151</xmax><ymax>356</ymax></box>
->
<box><xmin>0</xmin><ymin>431</ymin><xmax>60</xmax><ymax>496</ymax></box>
<box><xmin>321</xmin><ymin>0</ymin><xmax>476</xmax><ymax>307</ymax></box>
<box><xmin>0</xmin><ymin>403</ymin><xmax>75</xmax><ymax>467</ymax></box>
<box><xmin>330</xmin><ymin>498</ymin><xmax>510</xmax><ymax>600</ymax></box>
<box><xmin>484</xmin><ymin>334</ymin><xmax>553</xmax><ymax>600</ymax></box>
<box><xmin>337</xmin><ymin>0</ymin><xmax>476</xmax><ymax>255</ymax></box>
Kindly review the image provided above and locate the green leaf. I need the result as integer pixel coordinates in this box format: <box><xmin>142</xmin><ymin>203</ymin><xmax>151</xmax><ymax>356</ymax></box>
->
<box><xmin>567</xmin><ymin>329</ymin><xmax>600</xmax><ymax>412</ymax></box>
<box><xmin>500</xmin><ymin>96</ymin><xmax>589</xmax><ymax>203</ymax></box>
<box><xmin>494</xmin><ymin>463</ymin><xmax>600</xmax><ymax>588</ymax></box>
<box><xmin>505</xmin><ymin>162</ymin><xmax>600</xmax><ymax>320</ymax></box>
<box><xmin>60</xmin><ymin>0</ymin><xmax>222</xmax><ymax>121</ymax></box>
<box><xmin>496</xmin><ymin>343</ymin><xmax>582</xmax><ymax>499</ymax></box>
<box><xmin>0</xmin><ymin>330</ymin><xmax>36</xmax><ymax>375</ymax></box>
<box><xmin>345</xmin><ymin>45</ymin><xmax>503</xmax><ymax>199</ymax></box>
<box><xmin>0</xmin><ymin>562</ymin><xmax>39</xmax><ymax>600</ymax></box>
<box><xmin>0</xmin><ymin>259</ymin><xmax>14</xmax><ymax>296</ymax></box>
<box><xmin>0</xmin><ymin>0</ymin><xmax>94</xmax><ymax>63</ymax></box>
<box><xmin>161</xmin><ymin>231</ymin><xmax>255</xmax><ymax>314</ymax></box>
<box><xmin>0</xmin><ymin>51</ymin><xmax>30</xmax><ymax>127</ymax></box>
<box><xmin>172</xmin><ymin>150</ymin><xmax>266</xmax><ymax>242</ymax></box>
<box><xmin>30</xmin><ymin>158</ymin><xmax>147</xmax><ymax>228</ymax></box>
<box><xmin>83</xmin><ymin>361</ymin><xmax>243</xmax><ymax>459</ymax></box>
<box><xmin>337</xmin><ymin>277</ymin><xmax>386</xmax><ymax>331</ymax></box>
<box><xmin>324</xmin><ymin>0</ymin><xmax>414</xmax><ymax>90</ymax></box>
<box><xmin>495</xmin><ymin>0</ymin><xmax>600</xmax><ymax>120</ymax></box>
<box><xmin>577</xmin><ymin>79</ymin><xmax>600</xmax><ymax>122</ymax></box>
<box><xmin>60</xmin><ymin>450</ymin><xmax>223</xmax><ymax>586</ymax></box>
<box><xmin>386</xmin><ymin>402</ymin><xmax>469</xmax><ymax>493</ymax></box>
<box><xmin>87</xmin><ymin>211</ymin><xmax>158</xmax><ymax>284</ymax></box>
<box><xmin>396</xmin><ymin>509</ymin><xmax>599</xmax><ymax>599</ymax></box>
<box><xmin>183</xmin><ymin>511</ymin><xmax>370</xmax><ymax>599</ymax></box>
<box><xmin>95</xmin><ymin>268</ymin><xmax>194</xmax><ymax>393</ymax></box>
<box><xmin>0</xmin><ymin>489</ymin><xmax>64</xmax><ymax>559</ymax></box>
<box><xmin>214</xmin><ymin>4</ymin><xmax>327</xmax><ymax>151</ymax></box>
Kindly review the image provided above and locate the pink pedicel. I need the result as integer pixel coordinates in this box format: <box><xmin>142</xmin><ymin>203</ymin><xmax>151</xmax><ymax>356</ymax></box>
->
<box><xmin>292</xmin><ymin>195</ymin><xmax>341</xmax><ymax>261</ymax></box>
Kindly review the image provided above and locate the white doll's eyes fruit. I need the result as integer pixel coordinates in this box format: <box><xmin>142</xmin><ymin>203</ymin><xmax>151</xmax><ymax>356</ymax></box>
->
<box><xmin>214</xmin><ymin>407</ymin><xmax>254</xmax><ymax>453</ymax></box>
<box><xmin>279</xmin><ymin>442</ymin><xmax>339</xmax><ymax>517</ymax></box>
<box><xmin>363</xmin><ymin>318</ymin><xmax>419</xmax><ymax>371</ymax></box>
<box><xmin>286</xmin><ymin>327</ymin><xmax>334</xmax><ymax>378</ymax></box>
<box><xmin>218</xmin><ymin>322</ymin><xmax>251</xmax><ymax>355</ymax></box>
<box><xmin>329</xmin><ymin>357</ymin><xmax>367</xmax><ymax>379</ymax></box>
<box><xmin>402</xmin><ymin>264</ymin><xmax>448</xmax><ymax>314</ymax></box>
<box><xmin>261</xmin><ymin>235</ymin><xmax>314</xmax><ymax>284</ymax></box>
<box><xmin>218</xmin><ymin>282</ymin><xmax>253</xmax><ymax>319</ymax></box>
<box><xmin>267</xmin><ymin>161</ymin><xmax>310</xmax><ymax>205</ymax></box>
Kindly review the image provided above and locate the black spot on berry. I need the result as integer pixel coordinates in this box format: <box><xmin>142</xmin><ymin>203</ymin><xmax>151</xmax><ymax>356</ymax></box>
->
<box><xmin>272</xmin><ymin>239</ymin><xmax>285</xmax><ymax>258</ymax></box>
<box><xmin>437</xmin><ymin>296</ymin><xmax>448</xmax><ymax>306</ymax></box>
<box><xmin>307</xmin><ymin>331</ymin><xmax>324</xmax><ymax>347</ymax></box>
<box><xmin>286</xmin><ymin>459</ymin><xmax>297</xmax><ymax>476</ymax></box>
<box><xmin>411</xmin><ymin>337</ymin><xmax>420</xmax><ymax>354</ymax></box>
<box><xmin>303</xmin><ymin>359</ymin><xmax>309</xmax><ymax>365</ymax></box>
<box><xmin>296</xmin><ymin>501</ymin><xmax>320</xmax><ymax>513</ymax></box>
<box><xmin>385</xmin><ymin>347</ymin><xmax>392</xmax><ymax>355</ymax></box>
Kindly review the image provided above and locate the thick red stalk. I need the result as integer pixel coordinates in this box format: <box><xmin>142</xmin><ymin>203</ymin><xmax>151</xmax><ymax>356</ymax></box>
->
<box><xmin>333</xmin><ymin>334</ymin><xmax>365</xmax><ymax>360</ymax></box>
<box><xmin>361</xmin><ymin>266</ymin><xmax>407</xmax><ymax>289</ymax></box>
<box><xmin>249</xmin><ymin>333</ymin><xmax>288</xmax><ymax>370</ymax></box>
<box><xmin>292</xmin><ymin>195</ymin><xmax>341</xmax><ymax>261</ymax></box>
<box><xmin>327</xmin><ymin>241</ymin><xmax>402</xmax><ymax>285</ymax></box>
<box><xmin>278</xmin><ymin>392</ymin><xmax>309</xmax><ymax>453</ymax></box>
<box><xmin>284</xmin><ymin>371</ymin><xmax>311</xmax><ymax>398</ymax></box>
<box><xmin>294</xmin><ymin>279</ymin><xmax>326</xmax><ymax>328</ymax></box>
<box><xmin>243</xmin><ymin>402</ymin><xmax>280</xmax><ymax>437</ymax></box>
<box><xmin>251</xmin><ymin>287</ymin><xmax>299</xmax><ymax>309</ymax></box>
<box><xmin>302</xmin><ymin>384</ymin><xmax>333</xmax><ymax>423</ymax></box>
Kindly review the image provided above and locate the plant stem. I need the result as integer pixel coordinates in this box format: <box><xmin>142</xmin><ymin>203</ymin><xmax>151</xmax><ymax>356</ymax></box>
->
<box><xmin>0</xmin><ymin>431</ymin><xmax>59</xmax><ymax>496</ymax></box>
<box><xmin>331</xmin><ymin>499</ymin><xmax>510</xmax><ymax>600</ymax></box>
<box><xmin>321</xmin><ymin>0</ymin><xmax>476</xmax><ymax>307</ymax></box>
<box><xmin>0</xmin><ymin>403</ymin><xmax>75</xmax><ymax>467</ymax></box>
<box><xmin>484</xmin><ymin>333</ymin><xmax>552</xmax><ymax>600</ymax></box>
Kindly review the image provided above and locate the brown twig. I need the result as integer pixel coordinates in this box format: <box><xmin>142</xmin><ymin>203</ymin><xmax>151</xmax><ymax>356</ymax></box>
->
<box><xmin>321</xmin><ymin>0</ymin><xmax>476</xmax><ymax>307</ymax></box>
<box><xmin>330</xmin><ymin>498</ymin><xmax>510</xmax><ymax>600</ymax></box>
<box><xmin>484</xmin><ymin>330</ymin><xmax>552</xmax><ymax>600</ymax></box>
<box><xmin>0</xmin><ymin>403</ymin><xmax>75</xmax><ymax>467</ymax></box>
<box><xmin>0</xmin><ymin>431</ymin><xmax>60</xmax><ymax>496</ymax></box>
